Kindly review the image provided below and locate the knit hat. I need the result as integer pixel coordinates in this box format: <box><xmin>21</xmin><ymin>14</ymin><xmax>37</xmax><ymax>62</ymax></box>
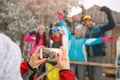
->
<box><xmin>54</xmin><ymin>27</ymin><xmax>64</xmax><ymax>35</ymax></box>
<box><xmin>83</xmin><ymin>15</ymin><xmax>92</xmax><ymax>21</ymax></box>
<box><xmin>75</xmin><ymin>24</ymin><xmax>86</xmax><ymax>36</ymax></box>
<box><xmin>75</xmin><ymin>24</ymin><xmax>83</xmax><ymax>30</ymax></box>
<box><xmin>54</xmin><ymin>27</ymin><xmax>60</xmax><ymax>33</ymax></box>
<box><xmin>0</xmin><ymin>33</ymin><xmax>22</xmax><ymax>80</ymax></box>
<box><xmin>67</xmin><ymin>6</ymin><xmax>81</xmax><ymax>18</ymax></box>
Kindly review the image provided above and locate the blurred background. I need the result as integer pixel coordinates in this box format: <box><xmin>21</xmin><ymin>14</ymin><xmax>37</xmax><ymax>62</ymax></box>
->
<box><xmin>0</xmin><ymin>0</ymin><xmax>120</xmax><ymax>80</ymax></box>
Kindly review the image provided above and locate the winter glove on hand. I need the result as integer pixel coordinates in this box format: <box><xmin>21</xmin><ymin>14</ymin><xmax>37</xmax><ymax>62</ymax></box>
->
<box><xmin>29</xmin><ymin>31</ymin><xmax>36</xmax><ymax>36</ymax></box>
<box><xmin>102</xmin><ymin>37</ymin><xmax>117</xmax><ymax>43</ymax></box>
<box><xmin>56</xmin><ymin>11</ymin><xmax>64</xmax><ymax>21</ymax></box>
<box><xmin>100</xmin><ymin>6</ymin><xmax>111</xmax><ymax>13</ymax></box>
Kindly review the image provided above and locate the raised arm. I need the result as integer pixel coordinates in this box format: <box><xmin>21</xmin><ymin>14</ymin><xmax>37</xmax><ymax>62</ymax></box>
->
<box><xmin>99</xmin><ymin>6</ymin><xmax>116</xmax><ymax>32</ymax></box>
<box><xmin>85</xmin><ymin>37</ymin><xmax>117</xmax><ymax>46</ymax></box>
<box><xmin>24</xmin><ymin>33</ymin><xmax>35</xmax><ymax>42</ymax></box>
<box><xmin>56</xmin><ymin>11</ymin><xmax>72</xmax><ymax>36</ymax></box>
<box><xmin>85</xmin><ymin>37</ymin><xmax>102</xmax><ymax>46</ymax></box>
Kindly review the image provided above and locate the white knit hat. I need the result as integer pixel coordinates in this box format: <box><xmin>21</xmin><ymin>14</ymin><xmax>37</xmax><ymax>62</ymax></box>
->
<box><xmin>67</xmin><ymin>6</ymin><xmax>81</xmax><ymax>18</ymax></box>
<box><xmin>0</xmin><ymin>33</ymin><xmax>22</xmax><ymax>80</ymax></box>
<box><xmin>75</xmin><ymin>24</ymin><xmax>83</xmax><ymax>30</ymax></box>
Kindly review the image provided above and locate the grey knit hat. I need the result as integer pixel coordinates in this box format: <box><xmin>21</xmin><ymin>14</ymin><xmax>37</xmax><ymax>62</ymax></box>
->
<box><xmin>0</xmin><ymin>33</ymin><xmax>22</xmax><ymax>80</ymax></box>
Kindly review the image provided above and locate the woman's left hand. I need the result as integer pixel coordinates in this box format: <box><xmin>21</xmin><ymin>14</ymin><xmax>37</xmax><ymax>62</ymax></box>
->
<box><xmin>29</xmin><ymin>46</ymin><xmax>48</xmax><ymax>69</ymax></box>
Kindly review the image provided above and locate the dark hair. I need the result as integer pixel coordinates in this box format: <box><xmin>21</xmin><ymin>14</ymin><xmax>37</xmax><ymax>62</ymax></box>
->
<box><xmin>49</xmin><ymin>23</ymin><xmax>53</xmax><ymax>28</ymax></box>
<box><xmin>35</xmin><ymin>32</ymin><xmax>47</xmax><ymax>46</ymax></box>
<box><xmin>55</xmin><ymin>23</ymin><xmax>60</xmax><ymax>27</ymax></box>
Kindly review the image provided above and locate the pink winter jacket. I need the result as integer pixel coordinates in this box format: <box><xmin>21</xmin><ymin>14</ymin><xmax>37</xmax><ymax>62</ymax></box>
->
<box><xmin>24</xmin><ymin>34</ymin><xmax>45</xmax><ymax>56</ymax></box>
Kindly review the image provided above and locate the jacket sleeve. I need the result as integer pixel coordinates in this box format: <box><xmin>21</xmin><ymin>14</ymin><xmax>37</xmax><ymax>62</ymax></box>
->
<box><xmin>20</xmin><ymin>61</ymin><xmax>37</xmax><ymax>80</ymax></box>
<box><xmin>85</xmin><ymin>37</ymin><xmax>103</xmax><ymax>46</ymax></box>
<box><xmin>100</xmin><ymin>11</ymin><xmax>116</xmax><ymax>32</ymax></box>
<box><xmin>24</xmin><ymin>34</ymin><xmax>35</xmax><ymax>42</ymax></box>
<box><xmin>20</xmin><ymin>62</ymin><xmax>30</xmax><ymax>76</ymax></box>
<box><xmin>59</xmin><ymin>20</ymin><xmax>72</xmax><ymax>39</ymax></box>
<box><xmin>59</xmin><ymin>69</ymin><xmax>76</xmax><ymax>80</ymax></box>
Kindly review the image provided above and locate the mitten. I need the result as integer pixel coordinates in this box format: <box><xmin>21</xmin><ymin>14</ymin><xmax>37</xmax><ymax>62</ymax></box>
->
<box><xmin>29</xmin><ymin>31</ymin><xmax>36</xmax><ymax>36</ymax></box>
<box><xmin>56</xmin><ymin>11</ymin><xmax>64</xmax><ymax>21</ymax></box>
<box><xmin>100</xmin><ymin>6</ymin><xmax>111</xmax><ymax>13</ymax></box>
<box><xmin>102</xmin><ymin>37</ymin><xmax>117</xmax><ymax>43</ymax></box>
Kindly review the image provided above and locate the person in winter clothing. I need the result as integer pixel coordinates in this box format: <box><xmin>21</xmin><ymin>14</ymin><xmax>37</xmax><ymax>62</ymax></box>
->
<box><xmin>64</xmin><ymin>8</ymin><xmax>81</xmax><ymax>34</ymax></box>
<box><xmin>0</xmin><ymin>33</ymin><xmax>76</xmax><ymax>80</ymax></box>
<box><xmin>0</xmin><ymin>33</ymin><xmax>22</xmax><ymax>80</ymax></box>
<box><xmin>48</xmin><ymin>23</ymin><xmax>54</xmax><ymax>39</ymax></box>
<box><xmin>24</xmin><ymin>25</ymin><xmax>50</xmax><ymax>80</ymax></box>
<box><xmin>21</xmin><ymin>46</ymin><xmax>76</xmax><ymax>80</ymax></box>
<box><xmin>52</xmin><ymin>27</ymin><xmax>63</xmax><ymax>48</ymax></box>
<box><xmin>56</xmin><ymin>11</ymin><xmax>116</xmax><ymax>80</ymax></box>
<box><xmin>47</xmin><ymin>27</ymin><xmax>63</xmax><ymax>80</ymax></box>
<box><xmin>24</xmin><ymin>25</ymin><xmax>49</xmax><ymax>56</ymax></box>
<box><xmin>83</xmin><ymin>6</ymin><xmax>116</xmax><ymax>80</ymax></box>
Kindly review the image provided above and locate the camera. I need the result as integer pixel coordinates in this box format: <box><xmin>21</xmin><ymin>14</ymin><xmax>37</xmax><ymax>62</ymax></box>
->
<box><xmin>40</xmin><ymin>48</ymin><xmax>62</xmax><ymax>59</ymax></box>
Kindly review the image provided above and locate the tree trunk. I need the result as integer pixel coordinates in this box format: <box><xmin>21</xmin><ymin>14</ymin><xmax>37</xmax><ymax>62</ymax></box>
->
<box><xmin>20</xmin><ymin>33</ymin><xmax>25</xmax><ymax>54</ymax></box>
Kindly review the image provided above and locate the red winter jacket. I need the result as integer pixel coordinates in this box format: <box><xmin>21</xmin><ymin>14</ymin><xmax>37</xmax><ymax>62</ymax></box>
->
<box><xmin>52</xmin><ymin>35</ymin><xmax>62</xmax><ymax>43</ymax></box>
<box><xmin>20</xmin><ymin>62</ymin><xmax>37</xmax><ymax>80</ymax></box>
<box><xmin>59</xmin><ymin>70</ymin><xmax>76</xmax><ymax>80</ymax></box>
<box><xmin>20</xmin><ymin>62</ymin><xmax>30</xmax><ymax>76</ymax></box>
<box><xmin>21</xmin><ymin>62</ymin><xmax>76</xmax><ymax>80</ymax></box>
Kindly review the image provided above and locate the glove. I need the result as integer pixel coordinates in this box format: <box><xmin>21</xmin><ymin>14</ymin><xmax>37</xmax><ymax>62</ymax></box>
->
<box><xmin>102</xmin><ymin>37</ymin><xmax>117</xmax><ymax>43</ymax></box>
<box><xmin>56</xmin><ymin>11</ymin><xmax>64</xmax><ymax>21</ymax></box>
<box><xmin>29</xmin><ymin>31</ymin><xmax>36</xmax><ymax>36</ymax></box>
<box><xmin>100</xmin><ymin>6</ymin><xmax>111</xmax><ymax>13</ymax></box>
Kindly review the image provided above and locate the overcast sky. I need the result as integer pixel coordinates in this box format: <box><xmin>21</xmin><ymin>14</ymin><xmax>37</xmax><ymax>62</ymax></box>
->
<box><xmin>67</xmin><ymin>0</ymin><xmax>120</xmax><ymax>56</ymax></box>
<box><xmin>81</xmin><ymin>0</ymin><xmax>120</xmax><ymax>12</ymax></box>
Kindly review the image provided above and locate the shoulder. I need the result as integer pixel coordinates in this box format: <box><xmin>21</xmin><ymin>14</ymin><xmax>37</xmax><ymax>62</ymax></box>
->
<box><xmin>92</xmin><ymin>27</ymin><xmax>102</xmax><ymax>33</ymax></box>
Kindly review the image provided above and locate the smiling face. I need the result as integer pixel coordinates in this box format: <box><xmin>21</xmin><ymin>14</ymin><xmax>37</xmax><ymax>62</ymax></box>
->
<box><xmin>75</xmin><ymin>29</ymin><xmax>83</xmax><ymax>38</ymax></box>
<box><xmin>55</xmin><ymin>32</ymin><xmax>61</xmax><ymax>38</ymax></box>
<box><xmin>72</xmin><ymin>15</ymin><xmax>79</xmax><ymax>22</ymax></box>
<box><xmin>37</xmin><ymin>25</ymin><xmax>45</xmax><ymax>35</ymax></box>
<box><xmin>84</xmin><ymin>20</ymin><xmax>93</xmax><ymax>28</ymax></box>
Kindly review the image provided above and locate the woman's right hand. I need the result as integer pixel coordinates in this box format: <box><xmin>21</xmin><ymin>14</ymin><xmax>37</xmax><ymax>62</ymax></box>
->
<box><xmin>56</xmin><ymin>47</ymin><xmax>70</xmax><ymax>70</ymax></box>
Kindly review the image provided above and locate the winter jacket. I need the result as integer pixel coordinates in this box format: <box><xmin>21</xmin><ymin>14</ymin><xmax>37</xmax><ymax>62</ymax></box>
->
<box><xmin>60</xmin><ymin>20</ymin><xmax>103</xmax><ymax>62</ymax></box>
<box><xmin>59</xmin><ymin>70</ymin><xmax>76</xmax><ymax>80</ymax></box>
<box><xmin>20</xmin><ymin>62</ymin><xmax>37</xmax><ymax>80</ymax></box>
<box><xmin>21</xmin><ymin>62</ymin><xmax>76</xmax><ymax>80</ymax></box>
<box><xmin>85</xmin><ymin>9</ymin><xmax>116</xmax><ymax>57</ymax></box>
<box><xmin>49</xmin><ymin>28</ymin><xmax>54</xmax><ymax>39</ymax></box>
<box><xmin>52</xmin><ymin>35</ymin><xmax>62</xmax><ymax>48</ymax></box>
<box><xmin>24</xmin><ymin>34</ymin><xmax>48</xmax><ymax>56</ymax></box>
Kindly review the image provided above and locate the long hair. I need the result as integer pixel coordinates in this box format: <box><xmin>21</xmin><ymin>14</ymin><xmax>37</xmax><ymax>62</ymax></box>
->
<box><xmin>35</xmin><ymin>32</ymin><xmax>47</xmax><ymax>46</ymax></box>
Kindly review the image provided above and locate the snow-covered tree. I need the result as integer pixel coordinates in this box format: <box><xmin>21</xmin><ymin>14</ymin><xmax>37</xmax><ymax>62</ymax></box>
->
<box><xmin>0</xmin><ymin>0</ymin><xmax>82</xmax><ymax>58</ymax></box>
